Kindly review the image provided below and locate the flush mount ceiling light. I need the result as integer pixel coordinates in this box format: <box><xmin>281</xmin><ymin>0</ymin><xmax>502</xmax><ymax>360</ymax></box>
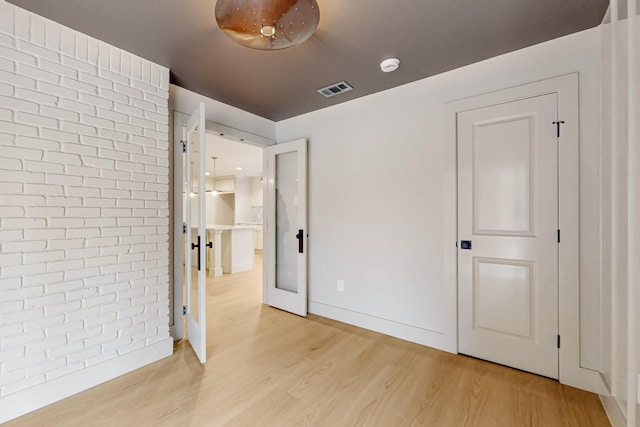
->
<box><xmin>215</xmin><ymin>0</ymin><xmax>320</xmax><ymax>50</ymax></box>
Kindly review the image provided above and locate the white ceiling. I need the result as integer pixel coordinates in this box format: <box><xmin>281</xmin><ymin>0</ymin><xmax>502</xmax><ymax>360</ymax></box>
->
<box><xmin>205</xmin><ymin>133</ymin><xmax>263</xmax><ymax>178</ymax></box>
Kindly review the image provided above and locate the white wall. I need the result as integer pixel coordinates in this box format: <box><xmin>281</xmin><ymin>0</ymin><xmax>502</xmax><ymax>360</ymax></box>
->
<box><xmin>235</xmin><ymin>176</ymin><xmax>252</xmax><ymax>224</ymax></box>
<box><xmin>276</xmin><ymin>27</ymin><xmax>604</xmax><ymax>370</ymax></box>
<box><xmin>599</xmin><ymin>12</ymin><xmax>640</xmax><ymax>426</ymax></box>
<box><xmin>252</xmin><ymin>176</ymin><xmax>263</xmax><ymax>208</ymax></box>
<box><xmin>0</xmin><ymin>3</ymin><xmax>172</xmax><ymax>422</ymax></box>
<box><xmin>215</xmin><ymin>193</ymin><xmax>235</xmax><ymax>225</ymax></box>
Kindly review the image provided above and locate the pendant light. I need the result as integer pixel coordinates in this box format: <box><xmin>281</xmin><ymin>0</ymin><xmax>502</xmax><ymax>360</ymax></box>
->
<box><xmin>215</xmin><ymin>0</ymin><xmax>320</xmax><ymax>50</ymax></box>
<box><xmin>206</xmin><ymin>157</ymin><xmax>219</xmax><ymax>194</ymax></box>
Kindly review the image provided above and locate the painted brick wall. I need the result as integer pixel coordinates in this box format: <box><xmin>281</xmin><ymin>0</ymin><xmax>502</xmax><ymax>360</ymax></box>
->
<box><xmin>0</xmin><ymin>1</ymin><xmax>171</xmax><ymax>406</ymax></box>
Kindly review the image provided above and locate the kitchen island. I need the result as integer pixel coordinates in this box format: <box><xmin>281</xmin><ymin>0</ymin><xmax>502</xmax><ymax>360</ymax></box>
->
<box><xmin>207</xmin><ymin>225</ymin><xmax>255</xmax><ymax>276</ymax></box>
<box><xmin>191</xmin><ymin>225</ymin><xmax>255</xmax><ymax>276</ymax></box>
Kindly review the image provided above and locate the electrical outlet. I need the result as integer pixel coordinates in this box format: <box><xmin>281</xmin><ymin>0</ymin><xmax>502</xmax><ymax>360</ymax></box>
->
<box><xmin>337</xmin><ymin>280</ymin><xmax>345</xmax><ymax>292</ymax></box>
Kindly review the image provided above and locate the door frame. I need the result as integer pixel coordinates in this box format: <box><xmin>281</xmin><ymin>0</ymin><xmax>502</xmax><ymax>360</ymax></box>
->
<box><xmin>445</xmin><ymin>73</ymin><xmax>604</xmax><ymax>394</ymax></box>
<box><xmin>170</xmin><ymin>111</ymin><xmax>274</xmax><ymax>341</ymax></box>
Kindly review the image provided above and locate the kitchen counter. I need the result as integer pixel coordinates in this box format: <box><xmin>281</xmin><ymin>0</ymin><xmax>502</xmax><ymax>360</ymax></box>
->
<box><xmin>190</xmin><ymin>225</ymin><xmax>254</xmax><ymax>276</ymax></box>
<box><xmin>206</xmin><ymin>224</ymin><xmax>256</xmax><ymax>230</ymax></box>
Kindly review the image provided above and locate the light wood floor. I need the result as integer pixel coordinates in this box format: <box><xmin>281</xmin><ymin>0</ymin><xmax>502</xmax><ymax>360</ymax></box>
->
<box><xmin>6</xmin><ymin>254</ymin><xmax>610</xmax><ymax>427</ymax></box>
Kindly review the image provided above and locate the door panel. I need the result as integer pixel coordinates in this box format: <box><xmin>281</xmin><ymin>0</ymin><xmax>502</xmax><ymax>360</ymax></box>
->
<box><xmin>275</xmin><ymin>150</ymin><xmax>299</xmax><ymax>293</ymax></box>
<box><xmin>458</xmin><ymin>94</ymin><xmax>558</xmax><ymax>379</ymax></box>
<box><xmin>265</xmin><ymin>139</ymin><xmax>307</xmax><ymax>316</ymax></box>
<box><xmin>474</xmin><ymin>116</ymin><xmax>533</xmax><ymax>235</ymax></box>
<box><xmin>185</xmin><ymin>102</ymin><xmax>207</xmax><ymax>364</ymax></box>
<box><xmin>474</xmin><ymin>259</ymin><xmax>534</xmax><ymax>338</ymax></box>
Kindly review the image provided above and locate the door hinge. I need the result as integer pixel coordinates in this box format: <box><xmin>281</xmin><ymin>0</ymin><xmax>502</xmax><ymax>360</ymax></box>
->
<box><xmin>183</xmin><ymin>223</ymin><xmax>187</xmax><ymax>234</ymax></box>
<box><xmin>553</xmin><ymin>121</ymin><xmax>565</xmax><ymax>138</ymax></box>
<box><xmin>557</xmin><ymin>229</ymin><xmax>560</xmax><ymax>243</ymax></box>
<box><xmin>183</xmin><ymin>306</ymin><xmax>187</xmax><ymax>315</ymax></box>
<box><xmin>181</xmin><ymin>140</ymin><xmax>187</xmax><ymax>153</ymax></box>
<box><xmin>557</xmin><ymin>335</ymin><xmax>561</xmax><ymax>349</ymax></box>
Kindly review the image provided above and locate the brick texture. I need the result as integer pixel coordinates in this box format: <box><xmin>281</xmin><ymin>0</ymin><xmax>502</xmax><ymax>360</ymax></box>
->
<box><xmin>0</xmin><ymin>2</ymin><xmax>170</xmax><ymax>398</ymax></box>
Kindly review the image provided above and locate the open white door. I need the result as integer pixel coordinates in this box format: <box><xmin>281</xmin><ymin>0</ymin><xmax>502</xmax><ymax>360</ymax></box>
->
<box><xmin>265</xmin><ymin>139</ymin><xmax>307</xmax><ymax>316</ymax></box>
<box><xmin>184</xmin><ymin>103</ymin><xmax>207</xmax><ymax>363</ymax></box>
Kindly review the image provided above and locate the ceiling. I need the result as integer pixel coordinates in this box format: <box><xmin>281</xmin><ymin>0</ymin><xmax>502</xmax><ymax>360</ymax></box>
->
<box><xmin>8</xmin><ymin>0</ymin><xmax>609</xmax><ymax>121</ymax></box>
<box><xmin>206</xmin><ymin>134</ymin><xmax>263</xmax><ymax>178</ymax></box>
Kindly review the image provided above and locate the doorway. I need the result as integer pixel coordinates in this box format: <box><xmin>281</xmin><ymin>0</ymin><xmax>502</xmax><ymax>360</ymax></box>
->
<box><xmin>169</xmin><ymin>106</ymin><xmax>273</xmax><ymax>349</ymax></box>
<box><xmin>197</xmin><ymin>131</ymin><xmax>266</xmax><ymax>361</ymax></box>
<box><xmin>171</xmin><ymin>107</ymin><xmax>309</xmax><ymax>363</ymax></box>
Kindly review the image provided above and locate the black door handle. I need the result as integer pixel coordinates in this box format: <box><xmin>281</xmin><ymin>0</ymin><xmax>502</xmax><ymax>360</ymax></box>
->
<box><xmin>191</xmin><ymin>235</ymin><xmax>201</xmax><ymax>271</ymax></box>
<box><xmin>460</xmin><ymin>240</ymin><xmax>472</xmax><ymax>250</ymax></box>
<box><xmin>296</xmin><ymin>229</ymin><xmax>304</xmax><ymax>254</ymax></box>
<box><xmin>206</xmin><ymin>241</ymin><xmax>213</xmax><ymax>249</ymax></box>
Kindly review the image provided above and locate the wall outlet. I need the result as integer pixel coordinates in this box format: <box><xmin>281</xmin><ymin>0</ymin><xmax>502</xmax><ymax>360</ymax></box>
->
<box><xmin>337</xmin><ymin>280</ymin><xmax>345</xmax><ymax>292</ymax></box>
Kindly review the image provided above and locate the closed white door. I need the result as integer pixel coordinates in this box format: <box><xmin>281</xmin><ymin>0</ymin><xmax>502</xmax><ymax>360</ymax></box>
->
<box><xmin>457</xmin><ymin>94</ymin><xmax>559</xmax><ymax>379</ymax></box>
<box><xmin>184</xmin><ymin>102</ymin><xmax>207</xmax><ymax>364</ymax></box>
<box><xmin>264</xmin><ymin>139</ymin><xmax>307</xmax><ymax>316</ymax></box>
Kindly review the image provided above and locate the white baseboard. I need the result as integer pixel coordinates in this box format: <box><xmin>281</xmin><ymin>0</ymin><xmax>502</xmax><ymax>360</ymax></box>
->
<box><xmin>309</xmin><ymin>301</ymin><xmax>455</xmax><ymax>353</ymax></box>
<box><xmin>0</xmin><ymin>338</ymin><xmax>173</xmax><ymax>424</ymax></box>
<box><xmin>600</xmin><ymin>393</ymin><xmax>627</xmax><ymax>427</ymax></box>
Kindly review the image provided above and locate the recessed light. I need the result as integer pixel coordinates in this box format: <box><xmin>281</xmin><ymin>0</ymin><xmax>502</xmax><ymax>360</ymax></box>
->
<box><xmin>236</xmin><ymin>167</ymin><xmax>243</xmax><ymax>171</ymax></box>
<box><xmin>380</xmin><ymin>58</ymin><xmax>400</xmax><ymax>73</ymax></box>
<box><xmin>205</xmin><ymin>172</ymin><xmax>211</xmax><ymax>176</ymax></box>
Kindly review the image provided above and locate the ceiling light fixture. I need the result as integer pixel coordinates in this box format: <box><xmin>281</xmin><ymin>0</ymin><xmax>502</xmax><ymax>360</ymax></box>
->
<box><xmin>215</xmin><ymin>0</ymin><xmax>320</xmax><ymax>50</ymax></box>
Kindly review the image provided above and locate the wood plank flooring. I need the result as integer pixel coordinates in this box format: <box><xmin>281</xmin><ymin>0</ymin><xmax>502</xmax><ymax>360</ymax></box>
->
<box><xmin>6</xmin><ymin>254</ymin><xmax>610</xmax><ymax>426</ymax></box>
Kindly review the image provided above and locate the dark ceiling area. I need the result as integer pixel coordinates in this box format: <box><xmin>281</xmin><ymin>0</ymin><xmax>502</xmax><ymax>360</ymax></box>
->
<box><xmin>7</xmin><ymin>0</ymin><xmax>609</xmax><ymax>121</ymax></box>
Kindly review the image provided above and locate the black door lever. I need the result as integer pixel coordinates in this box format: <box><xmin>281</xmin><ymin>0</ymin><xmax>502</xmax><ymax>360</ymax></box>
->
<box><xmin>296</xmin><ymin>229</ymin><xmax>304</xmax><ymax>254</ymax></box>
<box><xmin>191</xmin><ymin>235</ymin><xmax>201</xmax><ymax>271</ymax></box>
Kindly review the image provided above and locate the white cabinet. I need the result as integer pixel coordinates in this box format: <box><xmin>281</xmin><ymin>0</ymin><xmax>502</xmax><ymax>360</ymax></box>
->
<box><xmin>204</xmin><ymin>226</ymin><xmax>254</xmax><ymax>276</ymax></box>
<box><xmin>234</xmin><ymin>176</ymin><xmax>253</xmax><ymax>224</ymax></box>
<box><xmin>255</xmin><ymin>225</ymin><xmax>263</xmax><ymax>251</ymax></box>
<box><xmin>219</xmin><ymin>227</ymin><xmax>254</xmax><ymax>274</ymax></box>
<box><xmin>237</xmin><ymin>223</ymin><xmax>263</xmax><ymax>251</ymax></box>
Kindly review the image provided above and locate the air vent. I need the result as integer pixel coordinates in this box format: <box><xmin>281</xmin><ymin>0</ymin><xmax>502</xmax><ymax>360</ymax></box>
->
<box><xmin>317</xmin><ymin>81</ymin><xmax>353</xmax><ymax>98</ymax></box>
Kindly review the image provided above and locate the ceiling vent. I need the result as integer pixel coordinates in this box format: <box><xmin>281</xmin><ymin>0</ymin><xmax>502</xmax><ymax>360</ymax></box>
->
<box><xmin>317</xmin><ymin>81</ymin><xmax>353</xmax><ymax>98</ymax></box>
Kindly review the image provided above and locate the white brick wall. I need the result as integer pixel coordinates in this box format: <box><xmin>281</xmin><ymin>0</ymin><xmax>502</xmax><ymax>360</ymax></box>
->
<box><xmin>0</xmin><ymin>1</ymin><xmax>171</xmax><ymax>403</ymax></box>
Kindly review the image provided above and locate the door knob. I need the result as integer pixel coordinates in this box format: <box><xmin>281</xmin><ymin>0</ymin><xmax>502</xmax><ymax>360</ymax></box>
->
<box><xmin>460</xmin><ymin>240</ymin><xmax>472</xmax><ymax>250</ymax></box>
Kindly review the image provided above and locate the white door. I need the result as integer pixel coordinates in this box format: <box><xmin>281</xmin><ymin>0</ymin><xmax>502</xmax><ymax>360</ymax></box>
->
<box><xmin>264</xmin><ymin>139</ymin><xmax>307</xmax><ymax>316</ymax></box>
<box><xmin>457</xmin><ymin>94</ymin><xmax>559</xmax><ymax>379</ymax></box>
<box><xmin>184</xmin><ymin>103</ymin><xmax>207</xmax><ymax>363</ymax></box>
